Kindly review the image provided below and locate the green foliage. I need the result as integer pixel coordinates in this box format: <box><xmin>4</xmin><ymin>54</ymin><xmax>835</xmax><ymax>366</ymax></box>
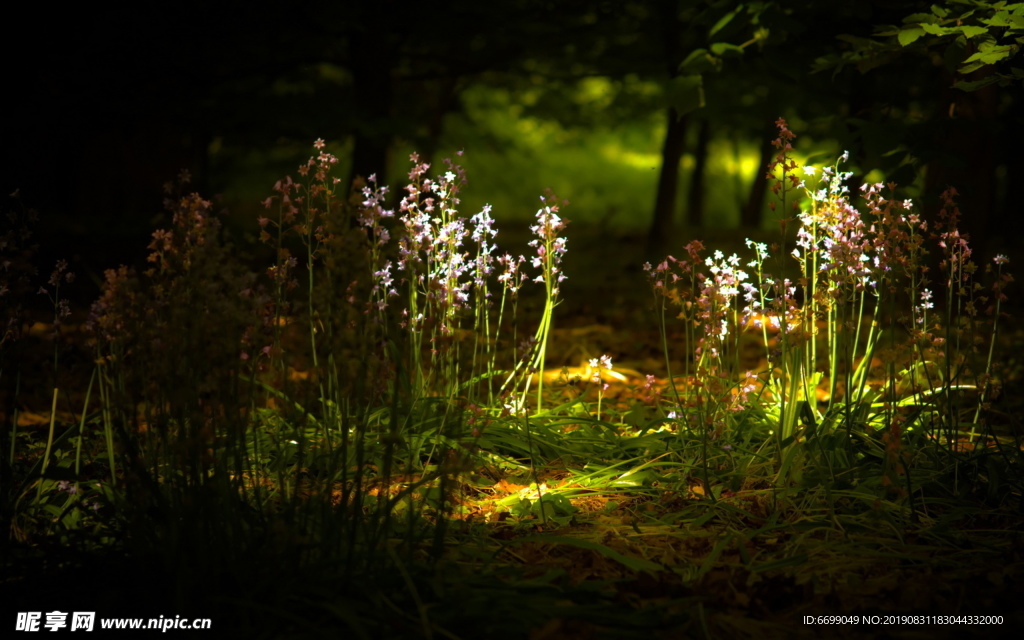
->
<box><xmin>820</xmin><ymin>0</ymin><xmax>1024</xmax><ymax>90</ymax></box>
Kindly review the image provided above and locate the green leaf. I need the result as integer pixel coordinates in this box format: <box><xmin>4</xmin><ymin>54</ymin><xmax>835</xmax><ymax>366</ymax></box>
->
<box><xmin>904</xmin><ymin>12</ymin><xmax>938</xmax><ymax>24</ymax></box>
<box><xmin>666</xmin><ymin>74</ymin><xmax>705</xmax><ymax>116</ymax></box>
<box><xmin>679</xmin><ymin>49</ymin><xmax>717</xmax><ymax>75</ymax></box>
<box><xmin>931</xmin><ymin>4</ymin><xmax>949</xmax><ymax>19</ymax></box>
<box><xmin>960</xmin><ymin>25</ymin><xmax>989</xmax><ymax>38</ymax></box>
<box><xmin>534</xmin><ymin>501</ymin><xmax>574</xmax><ymax>527</ymax></box>
<box><xmin>921</xmin><ymin>22</ymin><xmax>953</xmax><ymax>36</ymax></box>
<box><xmin>708</xmin><ymin>9</ymin><xmax>738</xmax><ymax>37</ymax></box>
<box><xmin>954</xmin><ymin>75</ymin><xmax>1004</xmax><ymax>91</ymax></box>
<box><xmin>899</xmin><ymin>26</ymin><xmax>926</xmax><ymax>46</ymax></box>
<box><xmin>710</xmin><ymin>42</ymin><xmax>745</xmax><ymax>58</ymax></box>
<box><xmin>984</xmin><ymin>11</ymin><xmax>1024</xmax><ymax>29</ymax></box>
<box><xmin>963</xmin><ymin>44</ymin><xmax>1016</xmax><ymax>64</ymax></box>
<box><xmin>975</xmin><ymin>33</ymin><xmax>998</xmax><ymax>49</ymax></box>
<box><xmin>839</xmin><ymin>34</ymin><xmax>885</xmax><ymax>48</ymax></box>
<box><xmin>611</xmin><ymin>469</ymin><xmax>658</xmax><ymax>487</ymax></box>
<box><xmin>510</xmin><ymin>498</ymin><xmax>533</xmax><ymax>516</ymax></box>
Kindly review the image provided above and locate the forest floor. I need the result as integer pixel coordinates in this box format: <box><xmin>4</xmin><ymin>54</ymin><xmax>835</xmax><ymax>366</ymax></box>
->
<box><xmin>3</xmin><ymin>222</ymin><xmax>1024</xmax><ymax>639</ymax></box>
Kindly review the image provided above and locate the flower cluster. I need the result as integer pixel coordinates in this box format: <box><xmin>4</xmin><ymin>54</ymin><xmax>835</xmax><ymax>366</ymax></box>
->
<box><xmin>529</xmin><ymin>195</ymin><xmax>569</xmax><ymax>299</ymax></box>
<box><xmin>390</xmin><ymin>153</ymin><xmax>492</xmax><ymax>336</ymax></box>
<box><xmin>643</xmin><ymin>240</ymin><xmax>705</xmax><ymax>307</ymax></box>
<box><xmin>766</xmin><ymin>117</ymin><xmax>802</xmax><ymax>221</ymax></box>
<box><xmin>935</xmin><ymin>187</ymin><xmax>977</xmax><ymax>297</ymax></box>
<box><xmin>359</xmin><ymin>174</ymin><xmax>396</xmax><ymax>314</ymax></box>
<box><xmin>350</xmin><ymin>151</ymin><xmax>551</xmax><ymax>400</ymax></box>
<box><xmin>496</xmin><ymin>253</ymin><xmax>528</xmax><ymax>296</ymax></box>
<box><xmin>148</xmin><ymin>192</ymin><xmax>217</xmax><ymax>276</ymax></box>
<box><xmin>694</xmin><ymin>251</ymin><xmax>748</xmax><ymax>363</ymax></box>
<box><xmin>589</xmin><ymin>354</ymin><xmax>613</xmax><ymax>386</ymax></box>
<box><xmin>38</xmin><ymin>258</ymin><xmax>75</xmax><ymax>324</ymax></box>
<box><xmin>257</xmin><ymin>137</ymin><xmax>343</xmax><ymax>265</ymax></box>
<box><xmin>88</xmin><ymin>265</ymin><xmax>138</xmax><ymax>346</ymax></box>
<box><xmin>793</xmin><ymin>160</ymin><xmax>875</xmax><ymax>297</ymax></box>
<box><xmin>90</xmin><ymin>178</ymin><xmax>260</xmax><ymax>414</ymax></box>
<box><xmin>469</xmin><ymin>204</ymin><xmax>498</xmax><ymax>291</ymax></box>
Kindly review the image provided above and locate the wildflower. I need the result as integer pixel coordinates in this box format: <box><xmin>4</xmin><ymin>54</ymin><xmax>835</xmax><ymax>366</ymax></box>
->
<box><xmin>588</xmin><ymin>354</ymin><xmax>613</xmax><ymax>384</ymax></box>
<box><xmin>497</xmin><ymin>254</ymin><xmax>527</xmax><ymax>295</ymax></box>
<box><xmin>529</xmin><ymin>198</ymin><xmax>569</xmax><ymax>297</ymax></box>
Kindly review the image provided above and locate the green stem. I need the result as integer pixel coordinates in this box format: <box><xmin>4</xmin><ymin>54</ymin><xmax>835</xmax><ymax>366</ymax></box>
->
<box><xmin>35</xmin><ymin>388</ymin><xmax>60</xmax><ymax>501</ymax></box>
<box><xmin>972</xmin><ymin>264</ymin><xmax>1005</xmax><ymax>432</ymax></box>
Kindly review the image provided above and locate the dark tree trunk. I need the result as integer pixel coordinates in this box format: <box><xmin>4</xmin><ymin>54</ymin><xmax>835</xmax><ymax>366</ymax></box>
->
<box><xmin>686</xmin><ymin>118</ymin><xmax>711</xmax><ymax>228</ymax></box>
<box><xmin>741</xmin><ymin>125</ymin><xmax>775</xmax><ymax>229</ymax></box>
<box><xmin>647</xmin><ymin>109</ymin><xmax>688</xmax><ymax>256</ymax></box>
<box><xmin>646</xmin><ymin>0</ymin><xmax>688</xmax><ymax>257</ymax></box>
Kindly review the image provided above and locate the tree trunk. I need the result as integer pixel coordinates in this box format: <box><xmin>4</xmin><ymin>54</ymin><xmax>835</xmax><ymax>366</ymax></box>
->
<box><xmin>741</xmin><ymin>124</ymin><xmax>775</xmax><ymax>229</ymax></box>
<box><xmin>647</xmin><ymin>109</ymin><xmax>688</xmax><ymax>256</ymax></box>
<box><xmin>686</xmin><ymin>118</ymin><xmax>711</xmax><ymax>228</ymax></box>
<box><xmin>646</xmin><ymin>0</ymin><xmax>688</xmax><ymax>257</ymax></box>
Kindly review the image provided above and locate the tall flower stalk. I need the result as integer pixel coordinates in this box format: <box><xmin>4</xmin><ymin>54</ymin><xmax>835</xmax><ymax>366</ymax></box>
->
<box><xmin>501</xmin><ymin>196</ymin><xmax>568</xmax><ymax>414</ymax></box>
<box><xmin>527</xmin><ymin>196</ymin><xmax>568</xmax><ymax>412</ymax></box>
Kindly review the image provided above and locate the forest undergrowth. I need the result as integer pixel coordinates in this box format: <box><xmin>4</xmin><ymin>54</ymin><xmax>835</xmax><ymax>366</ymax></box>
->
<box><xmin>1</xmin><ymin>119</ymin><xmax>1022</xmax><ymax>639</ymax></box>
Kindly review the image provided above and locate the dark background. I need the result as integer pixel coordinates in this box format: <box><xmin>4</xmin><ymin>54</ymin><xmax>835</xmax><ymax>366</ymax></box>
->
<box><xmin>3</xmin><ymin>0</ymin><xmax>1022</xmax><ymax>304</ymax></box>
